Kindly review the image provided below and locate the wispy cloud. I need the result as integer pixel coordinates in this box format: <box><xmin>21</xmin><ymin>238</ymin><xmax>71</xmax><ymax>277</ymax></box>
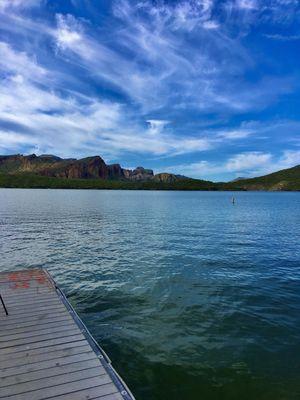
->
<box><xmin>264</xmin><ymin>33</ymin><xmax>300</xmax><ymax>41</ymax></box>
<box><xmin>146</xmin><ymin>120</ymin><xmax>170</xmax><ymax>136</ymax></box>
<box><xmin>225</xmin><ymin>151</ymin><xmax>272</xmax><ymax>172</ymax></box>
<box><xmin>0</xmin><ymin>0</ymin><xmax>299</xmax><ymax>179</ymax></box>
<box><xmin>235</xmin><ymin>0</ymin><xmax>258</xmax><ymax>10</ymax></box>
<box><xmin>166</xmin><ymin>150</ymin><xmax>300</xmax><ymax>180</ymax></box>
<box><xmin>0</xmin><ymin>43</ymin><xmax>216</xmax><ymax>158</ymax></box>
<box><xmin>50</xmin><ymin>1</ymin><xmax>294</xmax><ymax>114</ymax></box>
<box><xmin>0</xmin><ymin>0</ymin><xmax>41</xmax><ymax>11</ymax></box>
<box><xmin>0</xmin><ymin>41</ymin><xmax>46</xmax><ymax>81</ymax></box>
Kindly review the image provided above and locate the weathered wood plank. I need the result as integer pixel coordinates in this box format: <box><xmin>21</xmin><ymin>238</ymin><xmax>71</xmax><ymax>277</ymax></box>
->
<box><xmin>0</xmin><ymin>269</ymin><xmax>134</xmax><ymax>400</ymax></box>
<box><xmin>0</xmin><ymin>273</ymin><xmax>51</xmax><ymax>281</ymax></box>
<box><xmin>0</xmin><ymin>358</ymin><xmax>103</xmax><ymax>387</ymax></box>
<box><xmin>1</xmin><ymin>287</ymin><xmax>53</xmax><ymax>296</ymax></box>
<box><xmin>0</xmin><ymin>308</ymin><xmax>69</xmax><ymax>323</ymax></box>
<box><xmin>3</xmin><ymin>296</ymin><xmax>61</xmax><ymax>308</ymax></box>
<box><xmin>94</xmin><ymin>394</ymin><xmax>124</xmax><ymax>400</ymax></box>
<box><xmin>0</xmin><ymin>321</ymin><xmax>78</xmax><ymax>343</ymax></box>
<box><xmin>0</xmin><ymin>309</ymin><xmax>70</xmax><ymax>327</ymax></box>
<box><xmin>0</xmin><ymin>302</ymin><xmax>67</xmax><ymax>318</ymax></box>
<box><xmin>0</xmin><ymin>315</ymin><xmax>74</xmax><ymax>335</ymax></box>
<box><xmin>48</xmin><ymin>384</ymin><xmax>121</xmax><ymax>400</ymax></box>
<box><xmin>0</xmin><ymin>269</ymin><xmax>46</xmax><ymax>281</ymax></box>
<box><xmin>0</xmin><ymin>351</ymin><xmax>97</xmax><ymax>378</ymax></box>
<box><xmin>0</xmin><ymin>367</ymin><xmax>107</xmax><ymax>397</ymax></box>
<box><xmin>0</xmin><ymin>333</ymin><xmax>85</xmax><ymax>355</ymax></box>
<box><xmin>3</xmin><ymin>291</ymin><xmax>56</xmax><ymax>302</ymax></box>
<box><xmin>0</xmin><ymin>285</ymin><xmax>54</xmax><ymax>294</ymax></box>
<box><xmin>0</xmin><ymin>343</ymin><xmax>91</xmax><ymax>368</ymax></box>
<box><xmin>0</xmin><ymin>328</ymin><xmax>81</xmax><ymax>350</ymax></box>
<box><xmin>0</xmin><ymin>375</ymin><xmax>113</xmax><ymax>400</ymax></box>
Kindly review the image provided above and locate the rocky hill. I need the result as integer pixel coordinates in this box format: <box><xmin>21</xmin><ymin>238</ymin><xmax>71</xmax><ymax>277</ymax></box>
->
<box><xmin>0</xmin><ymin>154</ymin><xmax>184</xmax><ymax>183</ymax></box>
<box><xmin>0</xmin><ymin>154</ymin><xmax>299</xmax><ymax>190</ymax></box>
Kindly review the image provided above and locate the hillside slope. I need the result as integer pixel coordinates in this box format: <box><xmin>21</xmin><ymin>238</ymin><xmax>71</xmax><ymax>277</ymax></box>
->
<box><xmin>223</xmin><ymin>165</ymin><xmax>300</xmax><ymax>191</ymax></box>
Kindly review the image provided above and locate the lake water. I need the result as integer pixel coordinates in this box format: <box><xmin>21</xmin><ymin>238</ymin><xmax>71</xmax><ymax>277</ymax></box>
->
<box><xmin>1</xmin><ymin>189</ymin><xmax>300</xmax><ymax>399</ymax></box>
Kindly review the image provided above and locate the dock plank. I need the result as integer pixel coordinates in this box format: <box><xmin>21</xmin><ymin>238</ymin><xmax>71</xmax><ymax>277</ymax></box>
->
<box><xmin>0</xmin><ymin>309</ymin><xmax>71</xmax><ymax>327</ymax></box>
<box><xmin>0</xmin><ymin>315</ymin><xmax>74</xmax><ymax>335</ymax></box>
<box><xmin>0</xmin><ymin>344</ymin><xmax>91</xmax><ymax>368</ymax></box>
<box><xmin>0</xmin><ymin>375</ymin><xmax>113</xmax><ymax>400</ymax></box>
<box><xmin>41</xmin><ymin>383</ymin><xmax>120</xmax><ymax>400</ymax></box>
<box><xmin>0</xmin><ymin>334</ymin><xmax>86</xmax><ymax>355</ymax></box>
<box><xmin>0</xmin><ymin>358</ymin><xmax>103</xmax><ymax>387</ymax></box>
<box><xmin>0</xmin><ymin>327</ymin><xmax>81</xmax><ymax>349</ymax></box>
<box><xmin>0</xmin><ymin>367</ymin><xmax>107</xmax><ymax>397</ymax></box>
<box><xmin>0</xmin><ymin>269</ymin><xmax>135</xmax><ymax>400</ymax></box>
<box><xmin>0</xmin><ymin>321</ymin><xmax>76</xmax><ymax>342</ymax></box>
<box><xmin>0</xmin><ymin>351</ymin><xmax>97</xmax><ymax>378</ymax></box>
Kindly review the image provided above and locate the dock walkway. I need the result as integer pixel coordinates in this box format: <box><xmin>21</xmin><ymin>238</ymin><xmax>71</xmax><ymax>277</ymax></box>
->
<box><xmin>0</xmin><ymin>269</ymin><xmax>135</xmax><ymax>400</ymax></box>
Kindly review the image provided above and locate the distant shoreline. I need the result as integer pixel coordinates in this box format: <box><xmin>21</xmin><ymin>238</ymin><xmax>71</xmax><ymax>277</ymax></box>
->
<box><xmin>1</xmin><ymin>154</ymin><xmax>300</xmax><ymax>191</ymax></box>
<box><xmin>0</xmin><ymin>173</ymin><xmax>299</xmax><ymax>192</ymax></box>
<box><xmin>1</xmin><ymin>188</ymin><xmax>299</xmax><ymax>192</ymax></box>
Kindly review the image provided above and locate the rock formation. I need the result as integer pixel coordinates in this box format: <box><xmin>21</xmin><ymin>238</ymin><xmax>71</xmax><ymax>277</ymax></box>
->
<box><xmin>0</xmin><ymin>154</ymin><xmax>185</xmax><ymax>182</ymax></box>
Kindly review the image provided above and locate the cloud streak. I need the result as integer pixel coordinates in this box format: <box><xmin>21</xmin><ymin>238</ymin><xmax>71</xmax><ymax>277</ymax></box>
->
<box><xmin>0</xmin><ymin>0</ymin><xmax>299</xmax><ymax>180</ymax></box>
<box><xmin>165</xmin><ymin>150</ymin><xmax>300</xmax><ymax>180</ymax></box>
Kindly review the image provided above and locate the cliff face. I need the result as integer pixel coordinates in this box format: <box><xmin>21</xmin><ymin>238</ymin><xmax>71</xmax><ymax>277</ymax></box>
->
<box><xmin>152</xmin><ymin>173</ymin><xmax>184</xmax><ymax>183</ymax></box>
<box><xmin>126</xmin><ymin>167</ymin><xmax>154</xmax><ymax>181</ymax></box>
<box><xmin>0</xmin><ymin>154</ymin><xmax>184</xmax><ymax>182</ymax></box>
<box><xmin>55</xmin><ymin>157</ymin><xmax>108</xmax><ymax>179</ymax></box>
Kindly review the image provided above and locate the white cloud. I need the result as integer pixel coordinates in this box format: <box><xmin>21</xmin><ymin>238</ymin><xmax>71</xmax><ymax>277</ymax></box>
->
<box><xmin>264</xmin><ymin>34</ymin><xmax>300</xmax><ymax>41</ymax></box>
<box><xmin>0</xmin><ymin>45</ymin><xmax>215</xmax><ymax>158</ymax></box>
<box><xmin>147</xmin><ymin>120</ymin><xmax>169</xmax><ymax>135</ymax></box>
<box><xmin>203</xmin><ymin>20</ymin><xmax>219</xmax><ymax>29</ymax></box>
<box><xmin>2</xmin><ymin>1</ymin><xmax>294</xmax><ymax>116</ymax></box>
<box><xmin>276</xmin><ymin>150</ymin><xmax>300</xmax><ymax>170</ymax></box>
<box><xmin>225</xmin><ymin>151</ymin><xmax>272</xmax><ymax>171</ymax></box>
<box><xmin>0</xmin><ymin>42</ymin><xmax>46</xmax><ymax>81</ymax></box>
<box><xmin>217</xmin><ymin>129</ymin><xmax>253</xmax><ymax>139</ymax></box>
<box><xmin>0</xmin><ymin>44</ymin><xmax>296</xmax><ymax>163</ymax></box>
<box><xmin>55</xmin><ymin>14</ymin><xmax>82</xmax><ymax>50</ymax></box>
<box><xmin>165</xmin><ymin>150</ymin><xmax>300</xmax><ymax>180</ymax></box>
<box><xmin>235</xmin><ymin>0</ymin><xmax>257</xmax><ymax>10</ymax></box>
<box><xmin>0</xmin><ymin>0</ymin><xmax>299</xmax><ymax>171</ymax></box>
<box><xmin>51</xmin><ymin>4</ymin><xmax>290</xmax><ymax>114</ymax></box>
<box><xmin>0</xmin><ymin>0</ymin><xmax>41</xmax><ymax>11</ymax></box>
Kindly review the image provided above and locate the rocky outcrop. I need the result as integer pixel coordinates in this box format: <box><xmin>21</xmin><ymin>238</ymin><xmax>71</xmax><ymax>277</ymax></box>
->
<box><xmin>107</xmin><ymin>163</ymin><xmax>126</xmax><ymax>179</ymax></box>
<box><xmin>152</xmin><ymin>173</ymin><xmax>185</xmax><ymax>183</ymax></box>
<box><xmin>126</xmin><ymin>167</ymin><xmax>154</xmax><ymax>181</ymax></box>
<box><xmin>0</xmin><ymin>154</ymin><xmax>187</xmax><ymax>183</ymax></box>
<box><xmin>39</xmin><ymin>156</ymin><xmax>108</xmax><ymax>179</ymax></box>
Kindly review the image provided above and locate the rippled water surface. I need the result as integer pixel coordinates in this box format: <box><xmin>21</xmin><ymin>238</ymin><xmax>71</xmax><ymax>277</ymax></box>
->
<box><xmin>1</xmin><ymin>189</ymin><xmax>300</xmax><ymax>399</ymax></box>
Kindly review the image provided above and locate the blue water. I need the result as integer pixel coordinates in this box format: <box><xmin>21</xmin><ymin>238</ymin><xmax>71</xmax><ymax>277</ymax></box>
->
<box><xmin>1</xmin><ymin>189</ymin><xmax>300</xmax><ymax>399</ymax></box>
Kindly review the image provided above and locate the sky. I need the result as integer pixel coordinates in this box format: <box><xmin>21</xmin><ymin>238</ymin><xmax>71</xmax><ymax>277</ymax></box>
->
<box><xmin>0</xmin><ymin>0</ymin><xmax>300</xmax><ymax>181</ymax></box>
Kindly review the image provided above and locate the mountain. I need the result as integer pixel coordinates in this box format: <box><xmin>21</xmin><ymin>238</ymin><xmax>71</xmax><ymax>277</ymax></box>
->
<box><xmin>0</xmin><ymin>154</ymin><xmax>299</xmax><ymax>190</ymax></box>
<box><xmin>0</xmin><ymin>154</ymin><xmax>184</xmax><ymax>183</ymax></box>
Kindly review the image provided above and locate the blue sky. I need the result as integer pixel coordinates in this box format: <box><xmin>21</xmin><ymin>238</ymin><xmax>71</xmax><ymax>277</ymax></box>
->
<box><xmin>0</xmin><ymin>0</ymin><xmax>300</xmax><ymax>181</ymax></box>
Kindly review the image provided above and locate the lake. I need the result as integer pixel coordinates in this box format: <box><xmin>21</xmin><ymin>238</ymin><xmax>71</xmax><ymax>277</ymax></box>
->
<box><xmin>0</xmin><ymin>189</ymin><xmax>300</xmax><ymax>399</ymax></box>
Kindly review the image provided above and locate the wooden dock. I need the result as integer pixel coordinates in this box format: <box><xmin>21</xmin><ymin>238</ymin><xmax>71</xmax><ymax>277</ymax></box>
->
<box><xmin>0</xmin><ymin>269</ymin><xmax>135</xmax><ymax>400</ymax></box>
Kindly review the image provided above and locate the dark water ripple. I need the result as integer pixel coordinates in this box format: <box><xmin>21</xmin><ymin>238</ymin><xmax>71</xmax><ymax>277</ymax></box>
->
<box><xmin>1</xmin><ymin>189</ymin><xmax>300</xmax><ymax>399</ymax></box>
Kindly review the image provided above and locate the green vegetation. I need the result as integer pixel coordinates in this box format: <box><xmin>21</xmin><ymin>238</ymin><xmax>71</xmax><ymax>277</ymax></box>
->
<box><xmin>0</xmin><ymin>173</ymin><xmax>217</xmax><ymax>190</ymax></box>
<box><xmin>0</xmin><ymin>164</ymin><xmax>299</xmax><ymax>191</ymax></box>
<box><xmin>221</xmin><ymin>165</ymin><xmax>300</xmax><ymax>191</ymax></box>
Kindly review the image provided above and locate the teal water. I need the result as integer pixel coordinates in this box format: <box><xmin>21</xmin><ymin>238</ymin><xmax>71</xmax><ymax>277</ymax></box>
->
<box><xmin>1</xmin><ymin>189</ymin><xmax>300</xmax><ymax>399</ymax></box>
